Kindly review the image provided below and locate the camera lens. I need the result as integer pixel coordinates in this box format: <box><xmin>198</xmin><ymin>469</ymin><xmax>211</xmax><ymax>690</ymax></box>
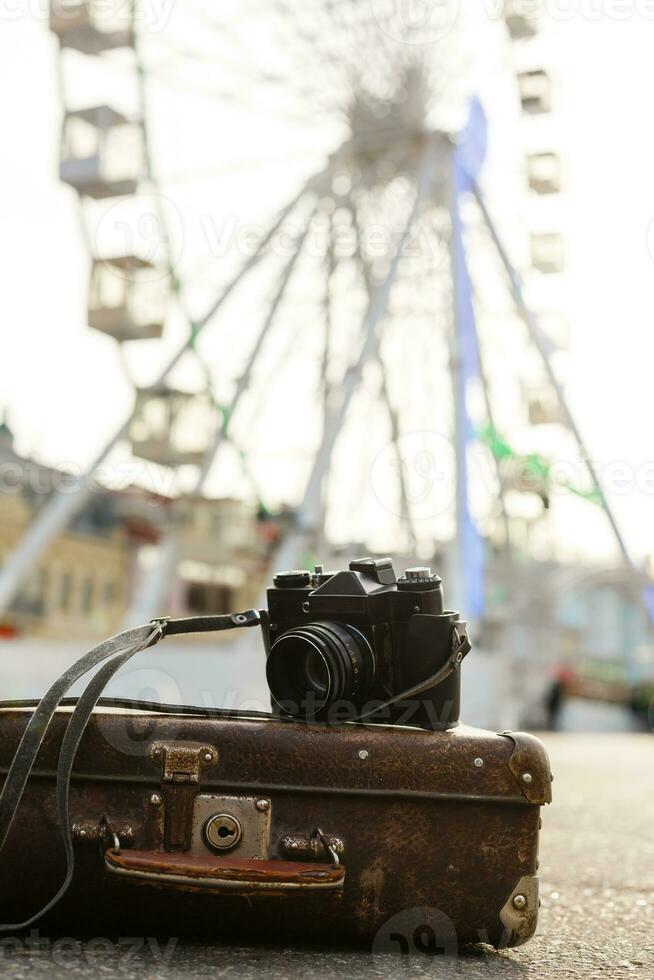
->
<box><xmin>266</xmin><ymin>622</ymin><xmax>375</xmax><ymax>720</ymax></box>
<box><xmin>303</xmin><ymin>648</ymin><xmax>329</xmax><ymax>696</ymax></box>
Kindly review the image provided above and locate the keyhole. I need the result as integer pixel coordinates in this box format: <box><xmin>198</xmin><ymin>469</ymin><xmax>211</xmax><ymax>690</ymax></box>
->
<box><xmin>204</xmin><ymin>813</ymin><xmax>242</xmax><ymax>852</ymax></box>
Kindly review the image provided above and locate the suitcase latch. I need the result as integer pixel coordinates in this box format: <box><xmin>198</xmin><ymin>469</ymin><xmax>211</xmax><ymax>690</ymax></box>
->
<box><xmin>150</xmin><ymin>741</ymin><xmax>218</xmax><ymax>851</ymax></box>
<box><xmin>151</xmin><ymin>741</ymin><xmax>217</xmax><ymax>785</ymax></box>
<box><xmin>280</xmin><ymin>832</ymin><xmax>344</xmax><ymax>863</ymax></box>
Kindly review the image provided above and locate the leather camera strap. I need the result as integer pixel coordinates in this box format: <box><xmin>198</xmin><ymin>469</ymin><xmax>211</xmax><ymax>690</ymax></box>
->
<box><xmin>355</xmin><ymin>622</ymin><xmax>471</xmax><ymax>722</ymax></box>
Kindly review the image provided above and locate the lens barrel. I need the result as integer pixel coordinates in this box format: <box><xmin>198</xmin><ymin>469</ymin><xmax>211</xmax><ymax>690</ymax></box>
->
<box><xmin>266</xmin><ymin>621</ymin><xmax>375</xmax><ymax>720</ymax></box>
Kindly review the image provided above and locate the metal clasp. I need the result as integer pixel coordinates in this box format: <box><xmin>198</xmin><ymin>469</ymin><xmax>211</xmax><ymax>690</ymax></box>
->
<box><xmin>314</xmin><ymin>827</ymin><xmax>341</xmax><ymax>868</ymax></box>
<box><xmin>150</xmin><ymin>741</ymin><xmax>218</xmax><ymax>785</ymax></box>
<box><xmin>280</xmin><ymin>830</ymin><xmax>344</xmax><ymax>867</ymax></box>
<box><xmin>150</xmin><ymin>741</ymin><xmax>218</xmax><ymax>851</ymax></box>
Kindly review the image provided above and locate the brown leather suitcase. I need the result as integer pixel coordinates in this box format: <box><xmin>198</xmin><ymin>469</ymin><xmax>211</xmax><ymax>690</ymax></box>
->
<box><xmin>0</xmin><ymin>702</ymin><xmax>552</xmax><ymax>949</ymax></box>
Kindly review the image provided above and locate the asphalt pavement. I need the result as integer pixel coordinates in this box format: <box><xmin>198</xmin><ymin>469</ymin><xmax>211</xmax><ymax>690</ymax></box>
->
<box><xmin>0</xmin><ymin>733</ymin><xmax>652</xmax><ymax>979</ymax></box>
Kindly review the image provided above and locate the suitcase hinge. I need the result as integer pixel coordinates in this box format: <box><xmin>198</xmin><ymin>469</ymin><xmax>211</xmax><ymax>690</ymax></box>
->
<box><xmin>150</xmin><ymin>742</ymin><xmax>218</xmax><ymax>851</ymax></box>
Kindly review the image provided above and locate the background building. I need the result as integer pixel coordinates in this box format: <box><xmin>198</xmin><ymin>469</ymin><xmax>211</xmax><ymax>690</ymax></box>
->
<box><xmin>0</xmin><ymin>419</ymin><xmax>273</xmax><ymax>641</ymax></box>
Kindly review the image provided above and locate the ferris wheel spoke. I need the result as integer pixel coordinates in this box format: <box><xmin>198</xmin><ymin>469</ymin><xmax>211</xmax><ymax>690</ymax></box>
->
<box><xmin>151</xmin><ymin>33</ymin><xmax>288</xmax><ymax>88</ymax></box>
<box><xmin>335</xmin><ymin>1</ymin><xmax>407</xmax><ymax>70</ymax></box>
<box><xmin>470</xmin><ymin>178</ymin><xmax>633</xmax><ymax>569</ymax></box>
<box><xmin>0</xmin><ymin>155</ymin><xmax>337</xmax><ymax>618</ymax></box>
<box><xmin>313</xmin><ymin>209</ymin><xmax>339</xmax><ymax>555</ymax></box>
<box><xmin>180</xmin><ymin>0</ymin><xmax>288</xmax><ymax>41</ymax></box>
<box><xmin>375</xmin><ymin>356</ymin><xmax>418</xmax><ymax>549</ymax></box>
<box><xmin>159</xmin><ymin>157</ymin><xmax>334</xmax><ymax>384</ymax></box>
<box><xmin>125</xmin><ymin>202</ymin><xmax>321</xmax><ymax>623</ymax></box>
<box><xmin>320</xmin><ymin>210</ymin><xmax>337</xmax><ymax>410</ymax></box>
<box><xmin>155</xmin><ymin>147</ymin><xmax>332</xmax><ymax>186</ymax></box>
<box><xmin>347</xmin><ymin>196</ymin><xmax>418</xmax><ymax>547</ymax></box>
<box><xmin>147</xmin><ymin>61</ymin><xmax>343</xmax><ymax>127</ymax></box>
<box><xmin>195</xmin><ymin>199</ymin><xmax>321</xmax><ymax>492</ymax></box>
<box><xmin>295</xmin><ymin>135</ymin><xmax>441</xmax><ymax>536</ymax></box>
<box><xmin>134</xmin><ymin>8</ymin><xmax>259</xmax><ymax>507</ymax></box>
<box><xmin>269</xmin><ymin>0</ymin><xmax>361</xmax><ymax>90</ymax></box>
<box><xmin>235</xmin><ymin>315</ymin><xmax>309</xmax><ymax>447</ymax></box>
<box><xmin>150</xmin><ymin>21</ymin><xmax>343</xmax><ymax>110</ymax></box>
<box><xmin>465</xmin><ymin>273</ymin><xmax>512</xmax><ymax>553</ymax></box>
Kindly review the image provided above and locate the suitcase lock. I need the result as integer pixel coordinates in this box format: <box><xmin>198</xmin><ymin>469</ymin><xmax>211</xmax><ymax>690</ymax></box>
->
<box><xmin>149</xmin><ymin>742</ymin><xmax>272</xmax><ymax>858</ymax></box>
<box><xmin>204</xmin><ymin>813</ymin><xmax>243</xmax><ymax>851</ymax></box>
<box><xmin>105</xmin><ymin>743</ymin><xmax>346</xmax><ymax>893</ymax></box>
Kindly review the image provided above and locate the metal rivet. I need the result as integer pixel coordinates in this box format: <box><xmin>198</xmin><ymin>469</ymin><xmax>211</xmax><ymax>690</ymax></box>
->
<box><xmin>204</xmin><ymin>752</ymin><xmax>214</xmax><ymax>763</ymax></box>
<box><xmin>358</xmin><ymin>749</ymin><xmax>369</xmax><ymax>760</ymax></box>
<box><xmin>151</xmin><ymin>747</ymin><xmax>161</xmax><ymax>758</ymax></box>
<box><xmin>150</xmin><ymin>793</ymin><xmax>163</xmax><ymax>806</ymax></box>
<box><xmin>473</xmin><ymin>758</ymin><xmax>484</xmax><ymax>768</ymax></box>
<box><xmin>522</xmin><ymin>772</ymin><xmax>533</xmax><ymax>784</ymax></box>
<box><xmin>513</xmin><ymin>894</ymin><xmax>527</xmax><ymax>910</ymax></box>
<box><xmin>255</xmin><ymin>798</ymin><xmax>270</xmax><ymax>812</ymax></box>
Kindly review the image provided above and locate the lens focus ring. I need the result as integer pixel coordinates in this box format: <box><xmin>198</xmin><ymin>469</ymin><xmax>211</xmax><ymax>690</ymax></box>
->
<box><xmin>266</xmin><ymin>621</ymin><xmax>375</xmax><ymax>720</ymax></box>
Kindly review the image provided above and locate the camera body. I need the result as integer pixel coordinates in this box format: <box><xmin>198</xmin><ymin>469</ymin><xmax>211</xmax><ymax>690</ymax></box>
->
<box><xmin>262</xmin><ymin>557</ymin><xmax>470</xmax><ymax>731</ymax></box>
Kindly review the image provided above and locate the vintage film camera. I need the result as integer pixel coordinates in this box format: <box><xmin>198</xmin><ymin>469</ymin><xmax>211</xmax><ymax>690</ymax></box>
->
<box><xmin>263</xmin><ymin>557</ymin><xmax>471</xmax><ymax>730</ymax></box>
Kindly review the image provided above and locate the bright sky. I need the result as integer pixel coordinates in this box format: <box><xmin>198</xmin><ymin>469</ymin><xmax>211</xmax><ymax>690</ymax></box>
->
<box><xmin>0</xmin><ymin>2</ymin><xmax>653</xmax><ymax>567</ymax></box>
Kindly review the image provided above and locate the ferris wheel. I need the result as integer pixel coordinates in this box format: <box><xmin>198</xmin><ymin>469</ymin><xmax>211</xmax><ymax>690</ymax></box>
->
<box><xmin>0</xmin><ymin>0</ymin><xmax>635</xmax><ymax>625</ymax></box>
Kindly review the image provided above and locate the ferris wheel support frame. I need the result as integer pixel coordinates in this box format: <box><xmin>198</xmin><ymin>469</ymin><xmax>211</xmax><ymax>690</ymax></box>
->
<box><xmin>314</xmin><ymin>209</ymin><xmax>337</xmax><ymax>560</ymax></box>
<box><xmin>448</xmin><ymin>156</ymin><xmax>470</xmax><ymax>615</ymax></box>
<box><xmin>268</xmin><ymin>135</ymin><xmax>443</xmax><ymax>576</ymax></box>
<box><xmin>195</xmin><ymin>202</ymin><xmax>321</xmax><ymax>493</ymax></box>
<box><xmin>348</xmin><ymin>203</ymin><xmax>418</xmax><ymax>552</ymax></box>
<box><xmin>133</xmin><ymin>13</ymin><xmax>268</xmax><ymax>505</ymax></box>
<box><xmin>123</xmin><ymin>201</ymin><xmax>322</xmax><ymax>624</ymax></box>
<box><xmin>470</xmin><ymin>178</ymin><xmax>633</xmax><ymax>571</ymax></box>
<box><xmin>135</xmin><ymin>131</ymin><xmax>439</xmax><ymax>619</ymax></box>
<box><xmin>0</xmin><ymin>169</ymin><xmax>328</xmax><ymax>619</ymax></box>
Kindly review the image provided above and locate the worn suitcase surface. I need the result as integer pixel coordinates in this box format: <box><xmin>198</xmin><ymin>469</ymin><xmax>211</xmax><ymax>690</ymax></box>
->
<box><xmin>0</xmin><ymin>704</ymin><xmax>552</xmax><ymax>948</ymax></box>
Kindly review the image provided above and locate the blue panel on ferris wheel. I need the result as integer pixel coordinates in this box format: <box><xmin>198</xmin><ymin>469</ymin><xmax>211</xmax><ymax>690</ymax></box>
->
<box><xmin>456</xmin><ymin>97</ymin><xmax>488</xmax><ymax>186</ymax></box>
<box><xmin>643</xmin><ymin>586</ymin><xmax>654</xmax><ymax>629</ymax></box>
<box><xmin>452</xmin><ymin>99</ymin><xmax>487</xmax><ymax>619</ymax></box>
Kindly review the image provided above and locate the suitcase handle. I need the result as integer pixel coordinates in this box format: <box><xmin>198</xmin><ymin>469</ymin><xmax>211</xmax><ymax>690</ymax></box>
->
<box><xmin>105</xmin><ymin>848</ymin><xmax>345</xmax><ymax>893</ymax></box>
